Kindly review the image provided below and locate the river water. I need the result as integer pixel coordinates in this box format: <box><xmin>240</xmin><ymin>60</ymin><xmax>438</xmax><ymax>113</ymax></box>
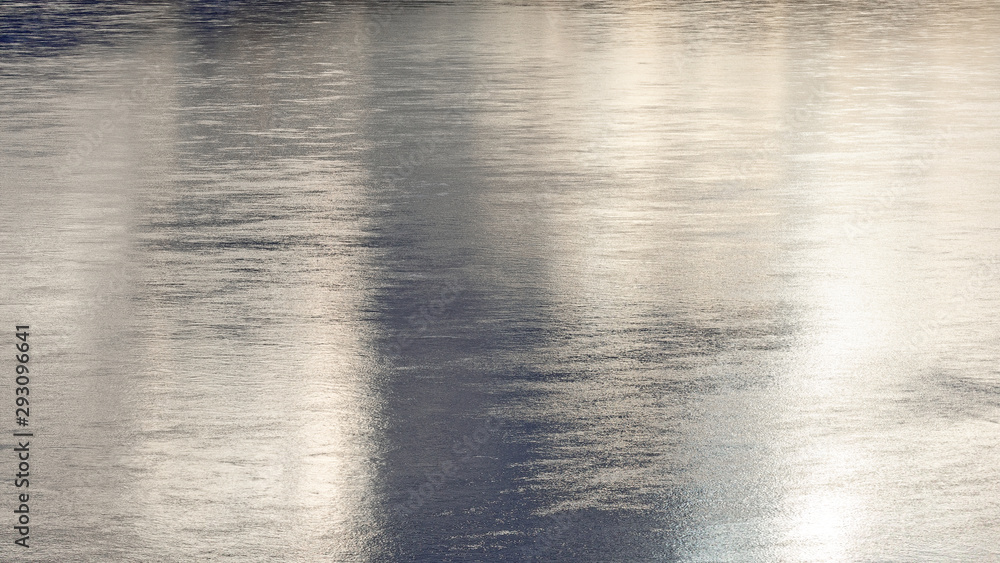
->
<box><xmin>1</xmin><ymin>1</ymin><xmax>999</xmax><ymax>561</ymax></box>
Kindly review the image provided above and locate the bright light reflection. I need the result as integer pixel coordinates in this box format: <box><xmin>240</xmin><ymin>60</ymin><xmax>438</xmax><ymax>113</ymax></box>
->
<box><xmin>785</xmin><ymin>490</ymin><xmax>858</xmax><ymax>562</ymax></box>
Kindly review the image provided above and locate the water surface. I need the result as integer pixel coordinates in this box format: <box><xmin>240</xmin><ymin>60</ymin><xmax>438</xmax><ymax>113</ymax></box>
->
<box><xmin>1</xmin><ymin>1</ymin><xmax>999</xmax><ymax>561</ymax></box>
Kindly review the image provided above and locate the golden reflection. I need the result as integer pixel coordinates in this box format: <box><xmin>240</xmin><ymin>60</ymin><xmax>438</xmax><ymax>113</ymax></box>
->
<box><xmin>465</xmin><ymin>1</ymin><xmax>793</xmax><ymax>525</ymax></box>
<box><xmin>111</xmin><ymin>12</ymin><xmax>385</xmax><ymax>559</ymax></box>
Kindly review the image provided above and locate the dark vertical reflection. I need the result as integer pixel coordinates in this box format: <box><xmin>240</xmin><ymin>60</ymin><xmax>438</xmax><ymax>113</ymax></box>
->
<box><xmin>350</xmin><ymin>6</ymin><xmax>532</xmax><ymax>559</ymax></box>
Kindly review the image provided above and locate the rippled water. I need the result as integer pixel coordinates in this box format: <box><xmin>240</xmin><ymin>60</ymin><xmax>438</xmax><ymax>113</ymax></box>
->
<box><xmin>2</xmin><ymin>1</ymin><xmax>999</xmax><ymax>561</ymax></box>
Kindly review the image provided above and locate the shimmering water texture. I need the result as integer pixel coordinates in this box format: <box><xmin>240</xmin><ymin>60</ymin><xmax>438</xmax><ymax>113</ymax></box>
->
<box><xmin>2</xmin><ymin>1</ymin><xmax>999</xmax><ymax>561</ymax></box>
